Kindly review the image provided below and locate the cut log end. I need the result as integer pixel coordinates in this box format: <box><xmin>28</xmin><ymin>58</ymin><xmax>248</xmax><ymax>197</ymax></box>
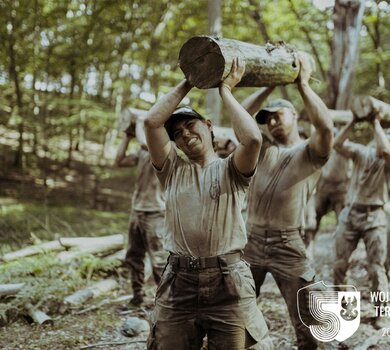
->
<box><xmin>179</xmin><ymin>36</ymin><xmax>225</xmax><ymax>89</ymax></box>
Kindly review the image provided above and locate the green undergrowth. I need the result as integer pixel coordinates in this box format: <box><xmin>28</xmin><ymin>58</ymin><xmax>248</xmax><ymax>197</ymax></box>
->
<box><xmin>0</xmin><ymin>252</ymin><xmax>122</xmax><ymax>325</ymax></box>
<box><xmin>0</xmin><ymin>202</ymin><xmax>129</xmax><ymax>253</ymax></box>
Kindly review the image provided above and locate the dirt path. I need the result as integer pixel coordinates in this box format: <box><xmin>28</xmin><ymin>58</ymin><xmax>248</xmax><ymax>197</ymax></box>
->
<box><xmin>1</xmin><ymin>231</ymin><xmax>389</xmax><ymax>349</ymax></box>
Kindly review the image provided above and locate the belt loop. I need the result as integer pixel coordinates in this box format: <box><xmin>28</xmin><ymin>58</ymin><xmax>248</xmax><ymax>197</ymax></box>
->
<box><xmin>218</xmin><ymin>256</ymin><xmax>230</xmax><ymax>275</ymax></box>
<box><xmin>281</xmin><ymin>231</ymin><xmax>288</xmax><ymax>243</ymax></box>
<box><xmin>169</xmin><ymin>255</ymin><xmax>178</xmax><ymax>272</ymax></box>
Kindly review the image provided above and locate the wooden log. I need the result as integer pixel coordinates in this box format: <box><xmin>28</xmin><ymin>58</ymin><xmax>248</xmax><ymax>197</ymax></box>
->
<box><xmin>64</xmin><ymin>279</ymin><xmax>119</xmax><ymax>306</ymax></box>
<box><xmin>25</xmin><ymin>303</ymin><xmax>53</xmax><ymax>325</ymax></box>
<box><xmin>179</xmin><ymin>36</ymin><xmax>307</xmax><ymax>89</ymax></box>
<box><xmin>0</xmin><ymin>283</ymin><xmax>25</xmax><ymax>297</ymax></box>
<box><xmin>329</xmin><ymin>109</ymin><xmax>353</xmax><ymax>124</ymax></box>
<box><xmin>118</xmin><ymin>107</ymin><xmax>147</xmax><ymax>133</ymax></box>
<box><xmin>352</xmin><ymin>95</ymin><xmax>390</xmax><ymax>126</ymax></box>
<box><xmin>58</xmin><ymin>234</ymin><xmax>123</xmax><ymax>248</ymax></box>
<box><xmin>1</xmin><ymin>241</ymin><xmax>64</xmax><ymax>262</ymax></box>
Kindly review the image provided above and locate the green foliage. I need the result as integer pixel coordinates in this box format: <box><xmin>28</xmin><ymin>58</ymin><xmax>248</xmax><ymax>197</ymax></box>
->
<box><xmin>0</xmin><ymin>202</ymin><xmax>129</xmax><ymax>252</ymax></box>
<box><xmin>0</xmin><ymin>252</ymin><xmax>121</xmax><ymax>324</ymax></box>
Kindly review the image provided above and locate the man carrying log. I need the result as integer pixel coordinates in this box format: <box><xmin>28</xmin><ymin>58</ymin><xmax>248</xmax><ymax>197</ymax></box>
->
<box><xmin>303</xmin><ymin>142</ymin><xmax>350</xmax><ymax>253</ymax></box>
<box><xmin>242</xmin><ymin>53</ymin><xmax>333</xmax><ymax>350</ymax></box>
<box><xmin>115</xmin><ymin>119</ymin><xmax>166</xmax><ymax>307</ymax></box>
<box><xmin>332</xmin><ymin>113</ymin><xmax>390</xmax><ymax>329</ymax></box>
<box><xmin>144</xmin><ymin>57</ymin><xmax>272</xmax><ymax>350</ymax></box>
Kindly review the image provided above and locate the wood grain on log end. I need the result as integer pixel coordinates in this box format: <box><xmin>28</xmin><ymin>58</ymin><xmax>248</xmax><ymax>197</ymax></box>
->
<box><xmin>179</xmin><ymin>36</ymin><xmax>225</xmax><ymax>89</ymax></box>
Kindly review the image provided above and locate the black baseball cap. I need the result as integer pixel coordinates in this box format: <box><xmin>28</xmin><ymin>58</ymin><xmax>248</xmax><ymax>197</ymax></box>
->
<box><xmin>255</xmin><ymin>99</ymin><xmax>296</xmax><ymax>124</ymax></box>
<box><xmin>165</xmin><ymin>106</ymin><xmax>206</xmax><ymax>140</ymax></box>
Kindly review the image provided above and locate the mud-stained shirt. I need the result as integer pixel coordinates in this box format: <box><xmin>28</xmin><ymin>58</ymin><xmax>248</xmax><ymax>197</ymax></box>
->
<box><xmin>342</xmin><ymin>142</ymin><xmax>389</xmax><ymax>206</ymax></box>
<box><xmin>247</xmin><ymin>139</ymin><xmax>327</xmax><ymax>230</ymax></box>
<box><xmin>132</xmin><ymin>149</ymin><xmax>165</xmax><ymax>212</ymax></box>
<box><xmin>316</xmin><ymin>151</ymin><xmax>350</xmax><ymax>194</ymax></box>
<box><xmin>155</xmin><ymin>147</ymin><xmax>251</xmax><ymax>257</ymax></box>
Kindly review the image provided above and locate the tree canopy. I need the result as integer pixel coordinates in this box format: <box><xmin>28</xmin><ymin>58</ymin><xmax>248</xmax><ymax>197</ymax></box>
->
<box><xmin>0</xmin><ymin>0</ymin><xmax>389</xmax><ymax>168</ymax></box>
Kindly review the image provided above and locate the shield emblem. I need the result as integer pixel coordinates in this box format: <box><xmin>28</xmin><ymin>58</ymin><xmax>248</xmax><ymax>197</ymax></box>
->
<box><xmin>297</xmin><ymin>281</ymin><xmax>360</xmax><ymax>342</ymax></box>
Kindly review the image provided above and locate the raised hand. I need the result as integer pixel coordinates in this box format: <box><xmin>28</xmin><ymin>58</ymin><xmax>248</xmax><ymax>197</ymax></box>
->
<box><xmin>220</xmin><ymin>57</ymin><xmax>245</xmax><ymax>92</ymax></box>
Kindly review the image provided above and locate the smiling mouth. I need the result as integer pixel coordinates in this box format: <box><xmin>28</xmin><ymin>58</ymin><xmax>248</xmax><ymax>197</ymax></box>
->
<box><xmin>187</xmin><ymin>138</ymin><xmax>198</xmax><ymax>146</ymax></box>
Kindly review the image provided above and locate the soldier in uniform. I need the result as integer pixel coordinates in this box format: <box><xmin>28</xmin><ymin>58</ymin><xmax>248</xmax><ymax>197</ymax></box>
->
<box><xmin>333</xmin><ymin>114</ymin><xmax>389</xmax><ymax>329</ymax></box>
<box><xmin>115</xmin><ymin>120</ymin><xmax>166</xmax><ymax>306</ymax></box>
<box><xmin>144</xmin><ymin>57</ymin><xmax>272</xmax><ymax>349</ymax></box>
<box><xmin>242</xmin><ymin>54</ymin><xmax>333</xmax><ymax>350</ymax></box>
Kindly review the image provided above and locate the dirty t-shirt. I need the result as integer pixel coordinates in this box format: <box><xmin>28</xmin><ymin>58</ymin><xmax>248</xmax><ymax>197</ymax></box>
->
<box><xmin>132</xmin><ymin>148</ymin><xmax>165</xmax><ymax>212</ymax></box>
<box><xmin>316</xmin><ymin>151</ymin><xmax>350</xmax><ymax>194</ymax></box>
<box><xmin>155</xmin><ymin>147</ymin><xmax>251</xmax><ymax>257</ymax></box>
<box><xmin>247</xmin><ymin>139</ymin><xmax>327</xmax><ymax>230</ymax></box>
<box><xmin>342</xmin><ymin>142</ymin><xmax>389</xmax><ymax>206</ymax></box>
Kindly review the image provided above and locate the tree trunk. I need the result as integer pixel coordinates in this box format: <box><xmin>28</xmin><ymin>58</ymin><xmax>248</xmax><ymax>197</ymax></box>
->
<box><xmin>328</xmin><ymin>0</ymin><xmax>365</xmax><ymax>109</ymax></box>
<box><xmin>179</xmin><ymin>36</ymin><xmax>302</xmax><ymax>89</ymax></box>
<box><xmin>247</xmin><ymin>0</ymin><xmax>290</xmax><ymax>101</ymax></box>
<box><xmin>7</xmin><ymin>10</ymin><xmax>24</xmax><ymax>168</ymax></box>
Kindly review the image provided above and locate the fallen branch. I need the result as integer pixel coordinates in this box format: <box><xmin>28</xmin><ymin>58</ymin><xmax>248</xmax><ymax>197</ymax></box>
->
<box><xmin>25</xmin><ymin>303</ymin><xmax>53</xmax><ymax>325</ymax></box>
<box><xmin>64</xmin><ymin>279</ymin><xmax>119</xmax><ymax>306</ymax></box>
<box><xmin>0</xmin><ymin>283</ymin><xmax>25</xmax><ymax>296</ymax></box>
<box><xmin>80</xmin><ymin>340</ymin><xmax>147</xmax><ymax>349</ymax></box>
<box><xmin>1</xmin><ymin>241</ymin><xmax>64</xmax><ymax>262</ymax></box>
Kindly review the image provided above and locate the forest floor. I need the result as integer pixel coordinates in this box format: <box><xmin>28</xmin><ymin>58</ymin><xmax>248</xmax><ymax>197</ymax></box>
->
<box><xmin>2</xmin><ymin>230</ymin><xmax>390</xmax><ymax>350</ymax></box>
<box><xmin>1</xmin><ymin>144</ymin><xmax>390</xmax><ymax>349</ymax></box>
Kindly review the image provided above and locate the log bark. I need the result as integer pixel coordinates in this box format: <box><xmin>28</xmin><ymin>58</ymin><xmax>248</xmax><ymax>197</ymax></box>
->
<box><xmin>25</xmin><ymin>303</ymin><xmax>53</xmax><ymax>325</ymax></box>
<box><xmin>0</xmin><ymin>283</ymin><xmax>25</xmax><ymax>296</ymax></box>
<box><xmin>64</xmin><ymin>279</ymin><xmax>119</xmax><ymax>306</ymax></box>
<box><xmin>1</xmin><ymin>241</ymin><xmax>64</xmax><ymax>262</ymax></box>
<box><xmin>352</xmin><ymin>96</ymin><xmax>390</xmax><ymax>125</ymax></box>
<box><xmin>58</xmin><ymin>234</ymin><xmax>124</xmax><ymax>248</ymax></box>
<box><xmin>179</xmin><ymin>36</ymin><xmax>304</xmax><ymax>89</ymax></box>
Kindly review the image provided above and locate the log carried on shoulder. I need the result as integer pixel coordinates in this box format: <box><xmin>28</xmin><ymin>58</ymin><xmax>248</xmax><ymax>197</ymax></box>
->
<box><xmin>179</xmin><ymin>36</ymin><xmax>309</xmax><ymax>89</ymax></box>
<box><xmin>352</xmin><ymin>96</ymin><xmax>390</xmax><ymax>126</ymax></box>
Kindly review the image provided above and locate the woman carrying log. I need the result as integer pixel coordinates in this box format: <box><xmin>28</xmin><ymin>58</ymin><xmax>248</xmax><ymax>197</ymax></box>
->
<box><xmin>144</xmin><ymin>57</ymin><xmax>273</xmax><ymax>349</ymax></box>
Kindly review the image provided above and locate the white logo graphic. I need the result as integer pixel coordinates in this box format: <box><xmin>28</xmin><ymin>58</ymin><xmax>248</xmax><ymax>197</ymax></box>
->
<box><xmin>297</xmin><ymin>281</ymin><xmax>360</xmax><ymax>342</ymax></box>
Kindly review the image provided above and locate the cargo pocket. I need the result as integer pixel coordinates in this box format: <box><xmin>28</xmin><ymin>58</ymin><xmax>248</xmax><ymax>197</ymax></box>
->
<box><xmin>155</xmin><ymin>265</ymin><xmax>176</xmax><ymax>299</ymax></box>
<box><xmin>244</xmin><ymin>303</ymin><xmax>273</xmax><ymax>349</ymax></box>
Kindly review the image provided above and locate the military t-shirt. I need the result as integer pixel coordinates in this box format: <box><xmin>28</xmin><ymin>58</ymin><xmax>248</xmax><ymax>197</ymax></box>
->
<box><xmin>342</xmin><ymin>142</ymin><xmax>389</xmax><ymax>206</ymax></box>
<box><xmin>155</xmin><ymin>147</ymin><xmax>251</xmax><ymax>257</ymax></box>
<box><xmin>316</xmin><ymin>151</ymin><xmax>350</xmax><ymax>194</ymax></box>
<box><xmin>132</xmin><ymin>148</ymin><xmax>165</xmax><ymax>212</ymax></box>
<box><xmin>247</xmin><ymin>139</ymin><xmax>327</xmax><ymax>230</ymax></box>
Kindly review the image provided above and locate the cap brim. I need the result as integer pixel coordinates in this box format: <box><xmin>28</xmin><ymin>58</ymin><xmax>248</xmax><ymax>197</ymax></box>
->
<box><xmin>165</xmin><ymin>113</ymin><xmax>203</xmax><ymax>140</ymax></box>
<box><xmin>255</xmin><ymin>107</ymin><xmax>281</xmax><ymax>124</ymax></box>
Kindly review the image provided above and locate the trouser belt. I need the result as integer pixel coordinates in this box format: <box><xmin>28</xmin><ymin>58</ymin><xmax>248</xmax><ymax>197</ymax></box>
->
<box><xmin>168</xmin><ymin>251</ymin><xmax>242</xmax><ymax>270</ymax></box>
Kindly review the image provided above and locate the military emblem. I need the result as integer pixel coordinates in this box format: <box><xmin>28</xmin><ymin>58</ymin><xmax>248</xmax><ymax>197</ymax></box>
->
<box><xmin>297</xmin><ymin>281</ymin><xmax>360</xmax><ymax>342</ymax></box>
<box><xmin>209</xmin><ymin>179</ymin><xmax>220</xmax><ymax>200</ymax></box>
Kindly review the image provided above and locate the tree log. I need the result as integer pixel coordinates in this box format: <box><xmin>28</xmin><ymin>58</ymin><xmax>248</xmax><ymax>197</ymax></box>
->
<box><xmin>352</xmin><ymin>96</ymin><xmax>390</xmax><ymax>126</ymax></box>
<box><xmin>1</xmin><ymin>241</ymin><xmax>64</xmax><ymax>262</ymax></box>
<box><xmin>64</xmin><ymin>279</ymin><xmax>119</xmax><ymax>306</ymax></box>
<box><xmin>25</xmin><ymin>303</ymin><xmax>53</xmax><ymax>325</ymax></box>
<box><xmin>0</xmin><ymin>283</ymin><xmax>25</xmax><ymax>296</ymax></box>
<box><xmin>179</xmin><ymin>36</ymin><xmax>305</xmax><ymax>89</ymax></box>
<box><xmin>118</xmin><ymin>107</ymin><xmax>147</xmax><ymax>133</ymax></box>
<box><xmin>329</xmin><ymin>109</ymin><xmax>353</xmax><ymax>124</ymax></box>
<box><xmin>58</xmin><ymin>234</ymin><xmax>124</xmax><ymax>248</ymax></box>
